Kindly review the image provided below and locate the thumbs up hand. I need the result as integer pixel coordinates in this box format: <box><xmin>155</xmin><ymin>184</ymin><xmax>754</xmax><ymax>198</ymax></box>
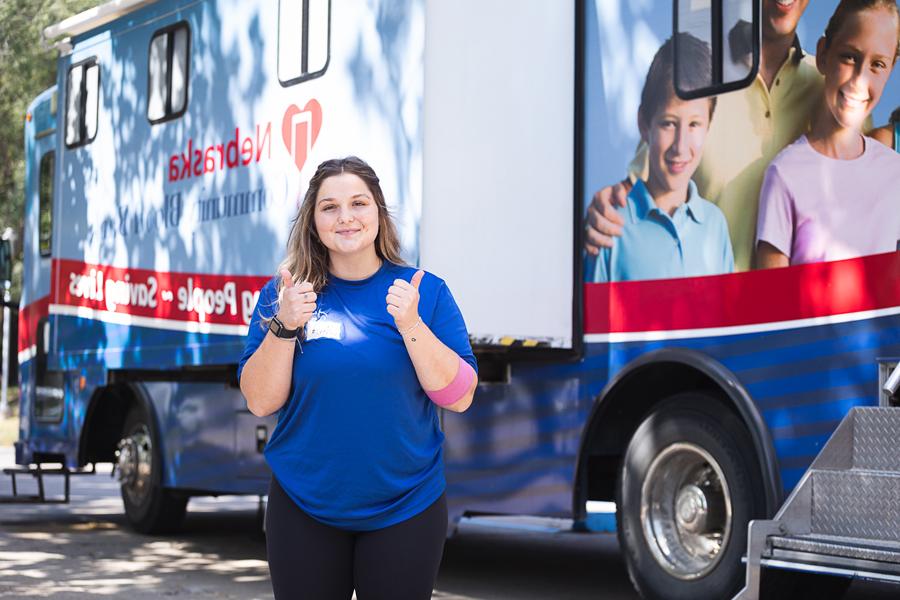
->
<box><xmin>386</xmin><ymin>269</ymin><xmax>424</xmax><ymax>332</ymax></box>
<box><xmin>277</xmin><ymin>268</ymin><xmax>317</xmax><ymax>330</ymax></box>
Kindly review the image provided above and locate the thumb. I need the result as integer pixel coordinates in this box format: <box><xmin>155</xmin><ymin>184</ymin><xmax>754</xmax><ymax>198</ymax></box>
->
<box><xmin>280</xmin><ymin>268</ymin><xmax>294</xmax><ymax>289</ymax></box>
<box><xmin>410</xmin><ymin>269</ymin><xmax>425</xmax><ymax>290</ymax></box>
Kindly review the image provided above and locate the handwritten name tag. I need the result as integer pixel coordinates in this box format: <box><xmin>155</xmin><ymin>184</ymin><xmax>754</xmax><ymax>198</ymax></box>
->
<box><xmin>306</xmin><ymin>317</ymin><xmax>343</xmax><ymax>341</ymax></box>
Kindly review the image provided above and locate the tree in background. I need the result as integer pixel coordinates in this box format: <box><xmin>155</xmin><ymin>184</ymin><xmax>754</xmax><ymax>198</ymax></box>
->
<box><xmin>0</xmin><ymin>0</ymin><xmax>100</xmax><ymax>300</ymax></box>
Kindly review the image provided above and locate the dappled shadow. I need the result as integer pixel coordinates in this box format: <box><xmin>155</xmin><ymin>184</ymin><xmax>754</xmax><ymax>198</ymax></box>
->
<box><xmin>0</xmin><ymin>508</ymin><xmax>269</xmax><ymax>599</ymax></box>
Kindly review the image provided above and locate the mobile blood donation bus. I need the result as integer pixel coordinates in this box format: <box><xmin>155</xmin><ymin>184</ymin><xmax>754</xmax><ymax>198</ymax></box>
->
<box><xmin>7</xmin><ymin>1</ymin><xmax>900</xmax><ymax>598</ymax></box>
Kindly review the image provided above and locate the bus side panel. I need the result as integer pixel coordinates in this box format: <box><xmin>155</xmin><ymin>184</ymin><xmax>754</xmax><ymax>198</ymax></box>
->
<box><xmin>49</xmin><ymin>0</ymin><xmax>424</xmax><ymax>372</ymax></box>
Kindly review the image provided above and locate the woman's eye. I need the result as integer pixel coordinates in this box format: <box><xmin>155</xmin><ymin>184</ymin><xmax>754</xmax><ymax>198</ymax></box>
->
<box><xmin>353</xmin><ymin>201</ymin><xmax>366</xmax><ymax>207</ymax></box>
<box><xmin>840</xmin><ymin>53</ymin><xmax>857</xmax><ymax>64</ymax></box>
<box><xmin>322</xmin><ymin>205</ymin><xmax>335</xmax><ymax>211</ymax></box>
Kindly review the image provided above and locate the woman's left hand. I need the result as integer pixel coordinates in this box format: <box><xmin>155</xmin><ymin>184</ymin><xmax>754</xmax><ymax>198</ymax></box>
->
<box><xmin>386</xmin><ymin>269</ymin><xmax>425</xmax><ymax>331</ymax></box>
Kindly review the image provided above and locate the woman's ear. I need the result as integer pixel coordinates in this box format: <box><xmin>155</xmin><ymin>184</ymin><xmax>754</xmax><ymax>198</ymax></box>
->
<box><xmin>816</xmin><ymin>36</ymin><xmax>828</xmax><ymax>75</ymax></box>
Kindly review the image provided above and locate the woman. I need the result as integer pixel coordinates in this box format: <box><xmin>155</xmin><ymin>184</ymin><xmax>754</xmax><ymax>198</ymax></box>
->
<box><xmin>756</xmin><ymin>0</ymin><xmax>900</xmax><ymax>267</ymax></box>
<box><xmin>238</xmin><ymin>156</ymin><xmax>477</xmax><ymax>599</ymax></box>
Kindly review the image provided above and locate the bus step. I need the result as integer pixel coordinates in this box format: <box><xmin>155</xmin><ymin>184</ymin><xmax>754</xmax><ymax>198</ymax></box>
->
<box><xmin>759</xmin><ymin>534</ymin><xmax>900</xmax><ymax>585</ymax></box>
<box><xmin>0</xmin><ymin>464</ymin><xmax>95</xmax><ymax>504</ymax></box>
<box><xmin>736</xmin><ymin>407</ymin><xmax>900</xmax><ymax>599</ymax></box>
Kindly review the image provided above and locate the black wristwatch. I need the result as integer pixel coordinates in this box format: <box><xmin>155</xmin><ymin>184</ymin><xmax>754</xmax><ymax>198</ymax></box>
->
<box><xmin>268</xmin><ymin>316</ymin><xmax>301</xmax><ymax>339</ymax></box>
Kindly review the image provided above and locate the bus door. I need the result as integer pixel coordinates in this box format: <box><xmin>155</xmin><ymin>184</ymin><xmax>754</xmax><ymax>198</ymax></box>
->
<box><xmin>22</xmin><ymin>89</ymin><xmax>66</xmax><ymax>441</ymax></box>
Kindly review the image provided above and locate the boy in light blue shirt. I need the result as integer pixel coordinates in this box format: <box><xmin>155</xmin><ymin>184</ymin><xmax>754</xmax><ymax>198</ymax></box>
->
<box><xmin>586</xmin><ymin>34</ymin><xmax>733</xmax><ymax>283</ymax></box>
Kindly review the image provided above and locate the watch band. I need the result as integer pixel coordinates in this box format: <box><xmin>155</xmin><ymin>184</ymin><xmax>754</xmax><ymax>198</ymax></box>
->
<box><xmin>268</xmin><ymin>316</ymin><xmax>301</xmax><ymax>339</ymax></box>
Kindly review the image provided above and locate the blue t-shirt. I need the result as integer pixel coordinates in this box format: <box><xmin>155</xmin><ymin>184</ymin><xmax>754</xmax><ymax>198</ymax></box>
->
<box><xmin>584</xmin><ymin>179</ymin><xmax>734</xmax><ymax>282</ymax></box>
<box><xmin>238</xmin><ymin>261</ymin><xmax>475</xmax><ymax>531</ymax></box>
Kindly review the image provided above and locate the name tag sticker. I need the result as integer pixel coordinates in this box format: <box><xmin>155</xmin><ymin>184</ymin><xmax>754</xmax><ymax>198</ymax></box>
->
<box><xmin>306</xmin><ymin>318</ymin><xmax>343</xmax><ymax>341</ymax></box>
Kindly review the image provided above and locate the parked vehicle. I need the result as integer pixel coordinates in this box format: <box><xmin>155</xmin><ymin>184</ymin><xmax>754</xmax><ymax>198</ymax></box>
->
<box><xmin>8</xmin><ymin>1</ymin><xmax>900</xmax><ymax>598</ymax></box>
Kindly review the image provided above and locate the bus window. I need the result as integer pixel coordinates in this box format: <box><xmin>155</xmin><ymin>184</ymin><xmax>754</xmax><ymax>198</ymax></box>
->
<box><xmin>674</xmin><ymin>0</ymin><xmax>759</xmax><ymax>98</ymax></box>
<box><xmin>278</xmin><ymin>0</ymin><xmax>331</xmax><ymax>86</ymax></box>
<box><xmin>148</xmin><ymin>22</ymin><xmax>191</xmax><ymax>123</ymax></box>
<box><xmin>65</xmin><ymin>58</ymin><xmax>100</xmax><ymax>147</ymax></box>
<box><xmin>38</xmin><ymin>151</ymin><xmax>54</xmax><ymax>257</ymax></box>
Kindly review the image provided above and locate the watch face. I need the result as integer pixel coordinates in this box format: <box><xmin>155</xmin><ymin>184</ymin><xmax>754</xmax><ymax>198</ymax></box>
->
<box><xmin>270</xmin><ymin>316</ymin><xmax>296</xmax><ymax>338</ymax></box>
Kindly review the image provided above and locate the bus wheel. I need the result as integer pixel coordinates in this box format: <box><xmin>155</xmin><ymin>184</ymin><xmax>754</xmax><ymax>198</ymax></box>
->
<box><xmin>616</xmin><ymin>394</ymin><xmax>763</xmax><ymax>600</ymax></box>
<box><xmin>116</xmin><ymin>404</ymin><xmax>187</xmax><ymax>534</ymax></box>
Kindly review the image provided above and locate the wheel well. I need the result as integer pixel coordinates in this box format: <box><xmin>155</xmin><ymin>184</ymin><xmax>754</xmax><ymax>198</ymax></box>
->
<box><xmin>78</xmin><ymin>383</ymin><xmax>141</xmax><ymax>466</ymax></box>
<box><xmin>574</xmin><ymin>349</ymin><xmax>781</xmax><ymax>520</ymax></box>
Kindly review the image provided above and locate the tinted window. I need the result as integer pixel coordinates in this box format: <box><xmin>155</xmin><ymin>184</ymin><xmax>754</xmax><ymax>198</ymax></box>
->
<box><xmin>148</xmin><ymin>22</ymin><xmax>191</xmax><ymax>123</ymax></box>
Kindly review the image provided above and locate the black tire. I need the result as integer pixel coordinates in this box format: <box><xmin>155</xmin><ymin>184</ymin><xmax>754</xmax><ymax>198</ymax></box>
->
<box><xmin>616</xmin><ymin>393</ymin><xmax>766</xmax><ymax>600</ymax></box>
<box><xmin>118</xmin><ymin>403</ymin><xmax>187</xmax><ymax>534</ymax></box>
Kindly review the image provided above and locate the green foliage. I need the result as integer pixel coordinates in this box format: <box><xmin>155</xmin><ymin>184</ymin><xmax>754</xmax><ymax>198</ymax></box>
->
<box><xmin>0</xmin><ymin>0</ymin><xmax>100</xmax><ymax>300</ymax></box>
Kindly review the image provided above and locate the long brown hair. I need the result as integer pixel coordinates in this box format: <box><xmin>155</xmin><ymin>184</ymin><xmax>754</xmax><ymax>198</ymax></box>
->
<box><xmin>823</xmin><ymin>0</ymin><xmax>900</xmax><ymax>61</ymax></box>
<box><xmin>276</xmin><ymin>156</ymin><xmax>405</xmax><ymax>295</ymax></box>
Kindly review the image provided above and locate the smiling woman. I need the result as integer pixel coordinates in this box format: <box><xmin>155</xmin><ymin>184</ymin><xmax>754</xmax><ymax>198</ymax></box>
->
<box><xmin>237</xmin><ymin>156</ymin><xmax>478</xmax><ymax>600</ymax></box>
<box><xmin>313</xmin><ymin>172</ymin><xmax>388</xmax><ymax>279</ymax></box>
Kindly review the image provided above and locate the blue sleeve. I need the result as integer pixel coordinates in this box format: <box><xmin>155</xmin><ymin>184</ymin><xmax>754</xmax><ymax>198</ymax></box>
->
<box><xmin>237</xmin><ymin>278</ymin><xmax>279</xmax><ymax>383</ymax></box>
<box><xmin>428</xmin><ymin>281</ymin><xmax>477</xmax><ymax>373</ymax></box>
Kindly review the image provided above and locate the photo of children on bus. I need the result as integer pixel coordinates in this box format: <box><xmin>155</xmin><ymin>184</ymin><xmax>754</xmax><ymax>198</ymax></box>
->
<box><xmin>584</xmin><ymin>34</ymin><xmax>734</xmax><ymax>283</ymax></box>
<box><xmin>584</xmin><ymin>0</ymin><xmax>900</xmax><ymax>282</ymax></box>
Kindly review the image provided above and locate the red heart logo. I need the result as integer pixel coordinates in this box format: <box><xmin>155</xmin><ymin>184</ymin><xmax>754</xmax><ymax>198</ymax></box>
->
<box><xmin>282</xmin><ymin>99</ymin><xmax>322</xmax><ymax>172</ymax></box>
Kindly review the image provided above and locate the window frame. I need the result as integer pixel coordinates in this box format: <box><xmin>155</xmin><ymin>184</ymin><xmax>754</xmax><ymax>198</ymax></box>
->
<box><xmin>38</xmin><ymin>151</ymin><xmax>55</xmax><ymax>258</ymax></box>
<box><xmin>64</xmin><ymin>57</ymin><xmax>101</xmax><ymax>149</ymax></box>
<box><xmin>277</xmin><ymin>0</ymin><xmax>332</xmax><ymax>87</ymax></box>
<box><xmin>146</xmin><ymin>21</ymin><xmax>192</xmax><ymax>125</ymax></box>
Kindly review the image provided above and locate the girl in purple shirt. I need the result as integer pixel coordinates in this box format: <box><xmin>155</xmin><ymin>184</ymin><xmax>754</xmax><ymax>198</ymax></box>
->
<box><xmin>756</xmin><ymin>0</ymin><xmax>900</xmax><ymax>268</ymax></box>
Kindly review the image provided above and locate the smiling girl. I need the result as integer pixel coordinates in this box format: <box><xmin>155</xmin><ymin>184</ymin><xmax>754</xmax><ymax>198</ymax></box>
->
<box><xmin>756</xmin><ymin>0</ymin><xmax>900</xmax><ymax>267</ymax></box>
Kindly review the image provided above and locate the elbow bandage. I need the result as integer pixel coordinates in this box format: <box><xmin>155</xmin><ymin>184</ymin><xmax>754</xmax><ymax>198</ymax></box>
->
<box><xmin>426</xmin><ymin>357</ymin><xmax>476</xmax><ymax>407</ymax></box>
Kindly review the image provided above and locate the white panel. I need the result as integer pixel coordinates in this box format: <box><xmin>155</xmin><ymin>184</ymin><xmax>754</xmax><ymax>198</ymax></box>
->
<box><xmin>84</xmin><ymin>64</ymin><xmax>99</xmax><ymax>139</ymax></box>
<box><xmin>278</xmin><ymin>0</ymin><xmax>304</xmax><ymax>82</ymax></box>
<box><xmin>422</xmin><ymin>0</ymin><xmax>575</xmax><ymax>348</ymax></box>
<box><xmin>307</xmin><ymin>0</ymin><xmax>329</xmax><ymax>74</ymax></box>
<box><xmin>171</xmin><ymin>27</ymin><xmax>189</xmax><ymax>113</ymax></box>
<box><xmin>148</xmin><ymin>33</ymin><xmax>167</xmax><ymax>120</ymax></box>
<box><xmin>65</xmin><ymin>65</ymin><xmax>83</xmax><ymax>145</ymax></box>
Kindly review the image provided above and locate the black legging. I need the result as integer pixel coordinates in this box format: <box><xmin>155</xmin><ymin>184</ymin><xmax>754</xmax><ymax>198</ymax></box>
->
<box><xmin>265</xmin><ymin>477</ymin><xmax>448</xmax><ymax>600</ymax></box>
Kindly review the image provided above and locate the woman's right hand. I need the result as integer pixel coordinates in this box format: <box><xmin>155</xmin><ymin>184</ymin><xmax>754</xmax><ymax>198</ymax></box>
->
<box><xmin>584</xmin><ymin>181</ymin><xmax>630</xmax><ymax>255</ymax></box>
<box><xmin>276</xmin><ymin>269</ymin><xmax>317</xmax><ymax>329</ymax></box>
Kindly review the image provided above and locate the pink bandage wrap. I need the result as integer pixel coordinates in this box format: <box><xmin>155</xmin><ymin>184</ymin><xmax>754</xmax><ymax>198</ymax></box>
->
<box><xmin>426</xmin><ymin>357</ymin><xmax>476</xmax><ymax>407</ymax></box>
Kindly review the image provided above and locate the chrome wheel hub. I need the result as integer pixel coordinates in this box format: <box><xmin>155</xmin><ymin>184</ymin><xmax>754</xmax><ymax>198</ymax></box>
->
<box><xmin>116</xmin><ymin>425</ymin><xmax>153</xmax><ymax>505</ymax></box>
<box><xmin>640</xmin><ymin>442</ymin><xmax>732</xmax><ymax>580</ymax></box>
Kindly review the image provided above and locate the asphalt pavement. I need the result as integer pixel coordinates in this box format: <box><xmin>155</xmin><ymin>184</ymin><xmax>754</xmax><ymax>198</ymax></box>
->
<box><xmin>0</xmin><ymin>447</ymin><xmax>639</xmax><ymax>599</ymax></box>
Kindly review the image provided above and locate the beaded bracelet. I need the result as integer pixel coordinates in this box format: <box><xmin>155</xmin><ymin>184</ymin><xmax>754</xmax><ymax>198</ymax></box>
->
<box><xmin>400</xmin><ymin>317</ymin><xmax>422</xmax><ymax>337</ymax></box>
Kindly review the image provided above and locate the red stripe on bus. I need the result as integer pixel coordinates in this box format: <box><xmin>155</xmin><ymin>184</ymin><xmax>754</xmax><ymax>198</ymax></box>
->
<box><xmin>584</xmin><ymin>251</ymin><xmax>900</xmax><ymax>334</ymax></box>
<box><xmin>18</xmin><ymin>295</ymin><xmax>50</xmax><ymax>353</ymax></box>
<box><xmin>53</xmin><ymin>259</ymin><xmax>271</xmax><ymax>328</ymax></box>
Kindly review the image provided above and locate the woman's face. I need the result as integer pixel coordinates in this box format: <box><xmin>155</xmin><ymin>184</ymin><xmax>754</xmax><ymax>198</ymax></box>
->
<box><xmin>313</xmin><ymin>172</ymin><xmax>380</xmax><ymax>259</ymax></box>
<box><xmin>818</xmin><ymin>8</ymin><xmax>898</xmax><ymax>132</ymax></box>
